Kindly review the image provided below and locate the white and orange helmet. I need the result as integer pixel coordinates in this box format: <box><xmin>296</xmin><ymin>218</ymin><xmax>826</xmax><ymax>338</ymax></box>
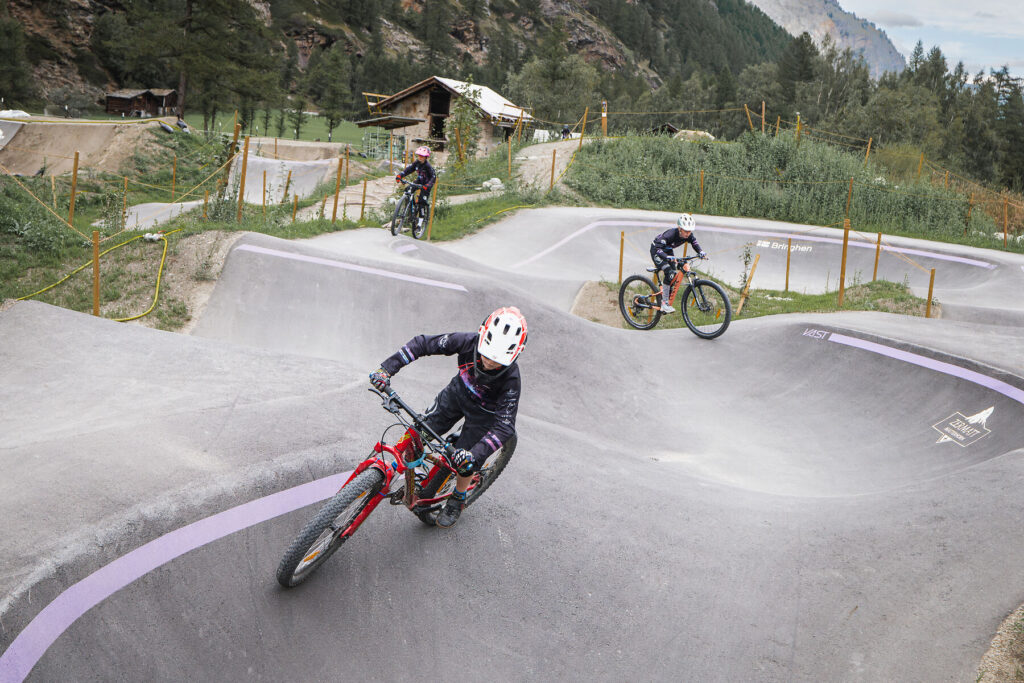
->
<box><xmin>476</xmin><ymin>306</ymin><xmax>528</xmax><ymax>370</ymax></box>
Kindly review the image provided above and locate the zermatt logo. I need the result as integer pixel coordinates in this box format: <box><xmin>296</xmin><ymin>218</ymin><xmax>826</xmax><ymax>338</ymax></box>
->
<box><xmin>932</xmin><ymin>407</ymin><xmax>994</xmax><ymax>447</ymax></box>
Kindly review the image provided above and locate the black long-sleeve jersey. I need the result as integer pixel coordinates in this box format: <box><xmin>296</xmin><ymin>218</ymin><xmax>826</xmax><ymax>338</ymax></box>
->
<box><xmin>380</xmin><ymin>332</ymin><xmax>520</xmax><ymax>462</ymax></box>
<box><xmin>651</xmin><ymin>228</ymin><xmax>703</xmax><ymax>259</ymax></box>
<box><xmin>397</xmin><ymin>160</ymin><xmax>436</xmax><ymax>191</ymax></box>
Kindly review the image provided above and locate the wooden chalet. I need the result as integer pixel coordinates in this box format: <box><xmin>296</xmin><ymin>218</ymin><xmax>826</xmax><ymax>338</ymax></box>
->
<box><xmin>357</xmin><ymin>76</ymin><xmax>532</xmax><ymax>154</ymax></box>
<box><xmin>105</xmin><ymin>89</ymin><xmax>178</xmax><ymax>117</ymax></box>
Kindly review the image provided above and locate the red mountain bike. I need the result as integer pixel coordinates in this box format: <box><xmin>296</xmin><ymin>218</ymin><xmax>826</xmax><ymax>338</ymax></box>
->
<box><xmin>276</xmin><ymin>385</ymin><xmax>515</xmax><ymax>587</ymax></box>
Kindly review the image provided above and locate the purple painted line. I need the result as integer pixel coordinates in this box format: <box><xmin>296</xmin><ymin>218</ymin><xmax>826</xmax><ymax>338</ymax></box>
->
<box><xmin>512</xmin><ymin>219</ymin><xmax>995</xmax><ymax>270</ymax></box>
<box><xmin>828</xmin><ymin>332</ymin><xmax>1024</xmax><ymax>405</ymax></box>
<box><xmin>235</xmin><ymin>244</ymin><xmax>468</xmax><ymax>291</ymax></box>
<box><xmin>0</xmin><ymin>472</ymin><xmax>349</xmax><ymax>683</ymax></box>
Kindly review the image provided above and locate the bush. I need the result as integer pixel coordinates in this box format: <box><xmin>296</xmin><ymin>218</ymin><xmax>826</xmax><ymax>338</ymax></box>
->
<box><xmin>566</xmin><ymin>133</ymin><xmax>996</xmax><ymax>240</ymax></box>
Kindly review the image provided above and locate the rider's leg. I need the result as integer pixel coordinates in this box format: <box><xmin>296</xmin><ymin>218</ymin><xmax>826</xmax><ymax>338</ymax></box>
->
<box><xmin>660</xmin><ymin>265</ymin><xmax>677</xmax><ymax>312</ymax></box>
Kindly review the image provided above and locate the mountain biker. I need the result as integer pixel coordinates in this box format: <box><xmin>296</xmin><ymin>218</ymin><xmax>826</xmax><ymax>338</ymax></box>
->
<box><xmin>651</xmin><ymin>213</ymin><xmax>707</xmax><ymax>313</ymax></box>
<box><xmin>368</xmin><ymin>306</ymin><xmax>527</xmax><ymax>528</ymax></box>
<box><xmin>395</xmin><ymin>146</ymin><xmax>436</xmax><ymax>230</ymax></box>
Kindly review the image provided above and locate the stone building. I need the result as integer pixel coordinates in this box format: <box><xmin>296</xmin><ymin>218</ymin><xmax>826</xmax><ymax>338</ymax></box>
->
<box><xmin>357</xmin><ymin>76</ymin><xmax>532</xmax><ymax>156</ymax></box>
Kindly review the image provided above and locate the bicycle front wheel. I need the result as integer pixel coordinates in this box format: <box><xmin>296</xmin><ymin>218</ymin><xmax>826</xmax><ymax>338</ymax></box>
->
<box><xmin>681</xmin><ymin>280</ymin><xmax>732</xmax><ymax>339</ymax></box>
<box><xmin>390</xmin><ymin>196</ymin><xmax>408</xmax><ymax>236</ymax></box>
<box><xmin>276</xmin><ymin>468</ymin><xmax>385</xmax><ymax>587</ymax></box>
<box><xmin>618</xmin><ymin>275</ymin><xmax>662</xmax><ymax>330</ymax></box>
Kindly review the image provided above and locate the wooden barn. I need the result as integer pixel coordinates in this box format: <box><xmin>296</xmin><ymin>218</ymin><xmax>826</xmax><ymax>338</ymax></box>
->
<box><xmin>105</xmin><ymin>89</ymin><xmax>178</xmax><ymax>117</ymax></box>
<box><xmin>357</xmin><ymin>76</ymin><xmax>532</xmax><ymax>155</ymax></box>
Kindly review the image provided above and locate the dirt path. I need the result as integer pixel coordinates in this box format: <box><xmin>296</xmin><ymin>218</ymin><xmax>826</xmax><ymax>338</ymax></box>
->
<box><xmin>513</xmin><ymin>138</ymin><xmax>586</xmax><ymax>190</ymax></box>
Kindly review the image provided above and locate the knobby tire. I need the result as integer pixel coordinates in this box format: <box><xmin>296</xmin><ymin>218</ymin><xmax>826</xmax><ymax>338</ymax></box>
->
<box><xmin>681</xmin><ymin>280</ymin><xmax>732</xmax><ymax>339</ymax></box>
<box><xmin>619</xmin><ymin>275</ymin><xmax>662</xmax><ymax>330</ymax></box>
<box><xmin>276</xmin><ymin>468</ymin><xmax>385</xmax><ymax>587</ymax></box>
<box><xmin>390</xmin><ymin>196</ymin><xmax>409</xmax><ymax>236</ymax></box>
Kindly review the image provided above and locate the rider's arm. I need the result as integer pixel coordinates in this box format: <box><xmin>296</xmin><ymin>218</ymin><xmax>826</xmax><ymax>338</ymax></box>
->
<box><xmin>468</xmin><ymin>381</ymin><xmax>520</xmax><ymax>464</ymax></box>
<box><xmin>687</xmin><ymin>233</ymin><xmax>704</xmax><ymax>255</ymax></box>
<box><xmin>420</xmin><ymin>163</ymin><xmax>436</xmax><ymax>189</ymax></box>
<box><xmin>380</xmin><ymin>332</ymin><xmax>476</xmax><ymax>376</ymax></box>
<box><xmin>396</xmin><ymin>162</ymin><xmax>415</xmax><ymax>181</ymax></box>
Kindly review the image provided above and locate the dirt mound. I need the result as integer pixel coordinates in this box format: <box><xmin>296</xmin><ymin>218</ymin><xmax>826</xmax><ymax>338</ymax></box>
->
<box><xmin>0</xmin><ymin>119</ymin><xmax>170</xmax><ymax>176</ymax></box>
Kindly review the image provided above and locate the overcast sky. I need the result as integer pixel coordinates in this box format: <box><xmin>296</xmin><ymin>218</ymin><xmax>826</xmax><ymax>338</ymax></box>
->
<box><xmin>839</xmin><ymin>0</ymin><xmax>1024</xmax><ymax>78</ymax></box>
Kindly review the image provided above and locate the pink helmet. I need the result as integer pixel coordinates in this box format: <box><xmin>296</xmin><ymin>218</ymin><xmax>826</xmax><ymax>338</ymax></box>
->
<box><xmin>415</xmin><ymin>146</ymin><xmax>431</xmax><ymax>158</ymax></box>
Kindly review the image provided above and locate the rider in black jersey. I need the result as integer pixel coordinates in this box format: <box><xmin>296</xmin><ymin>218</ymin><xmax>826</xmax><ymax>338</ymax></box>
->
<box><xmin>369</xmin><ymin>307</ymin><xmax>527</xmax><ymax>528</ymax></box>
<box><xmin>650</xmin><ymin>213</ymin><xmax>707</xmax><ymax>313</ymax></box>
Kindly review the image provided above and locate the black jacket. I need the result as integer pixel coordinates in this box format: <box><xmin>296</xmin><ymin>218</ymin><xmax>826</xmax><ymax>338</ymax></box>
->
<box><xmin>381</xmin><ymin>332</ymin><xmax>520</xmax><ymax>461</ymax></box>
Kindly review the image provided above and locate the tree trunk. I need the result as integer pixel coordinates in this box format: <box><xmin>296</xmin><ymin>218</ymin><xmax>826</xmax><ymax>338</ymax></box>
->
<box><xmin>177</xmin><ymin>0</ymin><xmax>193</xmax><ymax>116</ymax></box>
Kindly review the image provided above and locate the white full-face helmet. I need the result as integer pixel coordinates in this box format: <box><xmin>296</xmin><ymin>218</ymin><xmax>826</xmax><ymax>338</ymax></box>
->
<box><xmin>677</xmin><ymin>213</ymin><xmax>695</xmax><ymax>231</ymax></box>
<box><xmin>475</xmin><ymin>306</ymin><xmax>528</xmax><ymax>378</ymax></box>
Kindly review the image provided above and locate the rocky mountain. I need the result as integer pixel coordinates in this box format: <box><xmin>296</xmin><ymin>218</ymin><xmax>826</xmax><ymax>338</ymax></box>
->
<box><xmin>745</xmin><ymin>0</ymin><xmax>905</xmax><ymax>77</ymax></box>
<box><xmin>5</xmin><ymin>0</ymin><xmax>790</xmax><ymax>108</ymax></box>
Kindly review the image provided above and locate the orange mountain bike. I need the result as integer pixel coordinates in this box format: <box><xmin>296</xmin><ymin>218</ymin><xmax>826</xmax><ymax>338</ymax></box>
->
<box><xmin>618</xmin><ymin>255</ymin><xmax>732</xmax><ymax>339</ymax></box>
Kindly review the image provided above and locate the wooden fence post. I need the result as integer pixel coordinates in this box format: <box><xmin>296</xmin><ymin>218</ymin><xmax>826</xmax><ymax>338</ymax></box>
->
<box><xmin>736</xmin><ymin>254</ymin><xmax>760</xmax><ymax>316</ymax></box>
<box><xmin>203</xmin><ymin>190</ymin><xmax>209</xmax><ymax>219</ymax></box>
<box><xmin>578</xmin><ymin>107</ymin><xmax>589</xmax><ymax>150</ymax></box>
<box><xmin>761</xmin><ymin>101</ymin><xmax>766</xmax><ymax>133</ymax></box>
<box><xmin>236</xmin><ymin>135</ymin><xmax>250</xmax><ymax>222</ymax></box>
<box><xmin>965</xmin><ymin>192</ymin><xmax>974</xmax><ymax>235</ymax></box>
<box><xmin>838</xmin><ymin>218</ymin><xmax>850</xmax><ymax>306</ymax></box>
<box><xmin>332</xmin><ymin>155</ymin><xmax>343</xmax><ymax>223</ymax></box>
<box><xmin>1004</xmin><ymin>197</ymin><xmax>1009</xmax><ymax>247</ymax></box>
<box><xmin>618</xmin><ymin>231</ymin><xmax>624</xmax><ymax>284</ymax></box>
<box><xmin>283</xmin><ymin>170</ymin><xmax>292</xmax><ymax>204</ymax></box>
<box><xmin>744</xmin><ymin>104</ymin><xmax>754</xmax><ymax>131</ymax></box>
<box><xmin>873</xmin><ymin>232</ymin><xmax>881</xmax><ymax>281</ymax></box>
<box><xmin>292</xmin><ymin>195</ymin><xmax>297</xmax><ymax>223</ymax></box>
<box><xmin>92</xmin><ymin>230</ymin><xmax>100</xmax><ymax>316</ymax></box>
<box><xmin>864</xmin><ymin>137</ymin><xmax>872</xmax><ymax>164</ymax></box>
<box><xmin>68</xmin><ymin>151</ymin><xmax>79</xmax><ymax>226</ymax></box>
<box><xmin>926</xmin><ymin>268</ymin><xmax>935</xmax><ymax>318</ymax></box>
<box><xmin>426</xmin><ymin>182</ymin><xmax>439</xmax><ymax>240</ymax></box>
<box><xmin>360</xmin><ymin>179</ymin><xmax>367</xmax><ymax>221</ymax></box>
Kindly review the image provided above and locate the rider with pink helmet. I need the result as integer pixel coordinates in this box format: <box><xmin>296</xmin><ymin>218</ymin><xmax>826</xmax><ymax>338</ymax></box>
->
<box><xmin>369</xmin><ymin>307</ymin><xmax>528</xmax><ymax>527</ymax></box>
<box><xmin>395</xmin><ymin>145</ymin><xmax>436</xmax><ymax>229</ymax></box>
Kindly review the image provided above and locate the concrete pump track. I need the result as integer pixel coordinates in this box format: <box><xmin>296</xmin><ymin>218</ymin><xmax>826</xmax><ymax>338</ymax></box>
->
<box><xmin>3</xmin><ymin>206</ymin><xmax>1024</xmax><ymax>682</ymax></box>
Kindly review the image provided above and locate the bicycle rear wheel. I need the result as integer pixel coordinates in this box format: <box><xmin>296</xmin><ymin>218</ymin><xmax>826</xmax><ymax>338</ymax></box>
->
<box><xmin>390</xmin><ymin>196</ymin><xmax>409</xmax><ymax>236</ymax></box>
<box><xmin>413</xmin><ymin>437</ymin><xmax>517</xmax><ymax>526</ymax></box>
<box><xmin>618</xmin><ymin>275</ymin><xmax>662</xmax><ymax>330</ymax></box>
<box><xmin>276</xmin><ymin>468</ymin><xmax>385</xmax><ymax>587</ymax></box>
<box><xmin>681</xmin><ymin>280</ymin><xmax>732</xmax><ymax>339</ymax></box>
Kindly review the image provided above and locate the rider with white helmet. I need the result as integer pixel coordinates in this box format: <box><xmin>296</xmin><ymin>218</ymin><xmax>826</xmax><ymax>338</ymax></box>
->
<box><xmin>395</xmin><ymin>145</ymin><xmax>436</xmax><ymax>229</ymax></box>
<box><xmin>650</xmin><ymin>213</ymin><xmax>708</xmax><ymax>313</ymax></box>
<box><xmin>369</xmin><ymin>307</ymin><xmax>528</xmax><ymax>527</ymax></box>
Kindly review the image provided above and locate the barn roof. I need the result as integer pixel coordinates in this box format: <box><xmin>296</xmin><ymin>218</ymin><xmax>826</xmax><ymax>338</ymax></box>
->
<box><xmin>371</xmin><ymin>76</ymin><xmax>532</xmax><ymax>125</ymax></box>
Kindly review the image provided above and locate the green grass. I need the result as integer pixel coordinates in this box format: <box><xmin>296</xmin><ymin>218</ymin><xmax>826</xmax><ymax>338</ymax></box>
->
<box><xmin>567</xmin><ymin>133</ymin><xmax>1018</xmax><ymax>253</ymax></box>
<box><xmin>182</xmin><ymin>112</ymin><xmax>369</xmax><ymax>146</ymax></box>
<box><xmin>426</xmin><ymin>188</ymin><xmax>550</xmax><ymax>241</ymax></box>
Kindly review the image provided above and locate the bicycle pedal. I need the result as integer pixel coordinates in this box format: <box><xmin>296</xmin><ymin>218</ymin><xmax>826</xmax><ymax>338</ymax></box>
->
<box><xmin>388</xmin><ymin>489</ymin><xmax>406</xmax><ymax>505</ymax></box>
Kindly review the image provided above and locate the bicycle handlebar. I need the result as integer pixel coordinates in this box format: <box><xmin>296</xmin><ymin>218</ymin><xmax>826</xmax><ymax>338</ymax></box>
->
<box><xmin>368</xmin><ymin>385</ymin><xmax>453</xmax><ymax>455</ymax></box>
<box><xmin>397</xmin><ymin>178</ymin><xmax>424</xmax><ymax>190</ymax></box>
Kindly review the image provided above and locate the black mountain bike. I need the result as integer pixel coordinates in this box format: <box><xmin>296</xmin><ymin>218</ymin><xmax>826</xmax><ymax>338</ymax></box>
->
<box><xmin>390</xmin><ymin>179</ymin><xmax>428</xmax><ymax>239</ymax></box>
<box><xmin>618</xmin><ymin>255</ymin><xmax>732</xmax><ymax>339</ymax></box>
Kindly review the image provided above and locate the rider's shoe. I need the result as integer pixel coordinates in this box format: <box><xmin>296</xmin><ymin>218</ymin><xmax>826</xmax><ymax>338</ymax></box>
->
<box><xmin>660</xmin><ymin>303</ymin><xmax>675</xmax><ymax>313</ymax></box>
<box><xmin>436</xmin><ymin>495</ymin><xmax>465</xmax><ymax>528</ymax></box>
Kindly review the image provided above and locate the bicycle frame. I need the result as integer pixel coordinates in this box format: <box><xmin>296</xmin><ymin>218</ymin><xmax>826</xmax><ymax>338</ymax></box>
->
<box><xmin>330</xmin><ymin>388</ymin><xmax>458</xmax><ymax>540</ymax></box>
